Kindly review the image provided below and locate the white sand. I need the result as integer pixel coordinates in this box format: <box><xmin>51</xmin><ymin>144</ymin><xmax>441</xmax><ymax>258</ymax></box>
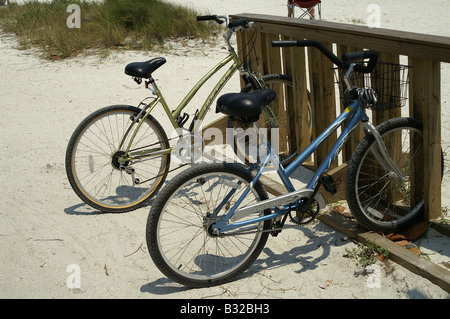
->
<box><xmin>0</xmin><ymin>0</ymin><xmax>449</xmax><ymax>299</ymax></box>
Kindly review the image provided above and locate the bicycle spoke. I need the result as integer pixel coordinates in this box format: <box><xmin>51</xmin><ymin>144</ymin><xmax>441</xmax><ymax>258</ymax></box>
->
<box><xmin>67</xmin><ymin>106</ymin><xmax>169</xmax><ymax>211</ymax></box>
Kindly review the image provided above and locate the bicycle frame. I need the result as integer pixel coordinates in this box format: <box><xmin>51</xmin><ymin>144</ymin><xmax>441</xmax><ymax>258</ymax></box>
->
<box><xmin>211</xmin><ymin>97</ymin><xmax>369</xmax><ymax>234</ymax></box>
<box><xmin>118</xmin><ymin>50</ymin><xmax>244</xmax><ymax>163</ymax></box>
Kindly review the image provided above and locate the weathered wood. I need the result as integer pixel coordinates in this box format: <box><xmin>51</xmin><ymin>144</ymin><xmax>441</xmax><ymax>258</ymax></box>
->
<box><xmin>232</xmin><ymin>14</ymin><xmax>450</xmax><ymax>63</ymax></box>
<box><xmin>287</xmin><ymin>39</ymin><xmax>310</xmax><ymax>155</ymax></box>
<box><xmin>308</xmin><ymin>42</ymin><xmax>338</xmax><ymax>169</ymax></box>
<box><xmin>232</xmin><ymin>13</ymin><xmax>446</xmax><ymax>224</ymax></box>
<box><xmin>260</xmin><ymin>172</ymin><xmax>450</xmax><ymax>293</ymax></box>
<box><xmin>202</xmin><ymin>116</ymin><xmax>228</xmax><ymax>146</ymax></box>
<box><xmin>410</xmin><ymin>58</ymin><xmax>442</xmax><ymax>221</ymax></box>
<box><xmin>320</xmin><ymin>163</ymin><xmax>347</xmax><ymax>204</ymax></box>
<box><xmin>361</xmin><ymin>232</ymin><xmax>450</xmax><ymax>292</ymax></box>
<box><xmin>336</xmin><ymin>45</ymin><xmax>364</xmax><ymax>163</ymax></box>
<box><xmin>281</xmin><ymin>35</ymin><xmax>299</xmax><ymax>155</ymax></box>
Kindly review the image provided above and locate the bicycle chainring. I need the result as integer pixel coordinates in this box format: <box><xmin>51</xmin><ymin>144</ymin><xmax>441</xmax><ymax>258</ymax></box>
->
<box><xmin>289</xmin><ymin>199</ymin><xmax>320</xmax><ymax>225</ymax></box>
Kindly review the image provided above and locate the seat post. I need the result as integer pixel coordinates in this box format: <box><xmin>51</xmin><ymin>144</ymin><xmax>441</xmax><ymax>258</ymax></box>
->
<box><xmin>146</xmin><ymin>76</ymin><xmax>159</xmax><ymax>94</ymax></box>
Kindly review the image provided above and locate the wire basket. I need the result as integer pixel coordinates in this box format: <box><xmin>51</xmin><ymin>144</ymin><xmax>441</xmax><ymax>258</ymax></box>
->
<box><xmin>335</xmin><ymin>62</ymin><xmax>411</xmax><ymax>112</ymax></box>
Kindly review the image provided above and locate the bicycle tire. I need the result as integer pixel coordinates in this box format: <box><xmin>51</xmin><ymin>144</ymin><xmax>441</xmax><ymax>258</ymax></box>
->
<box><xmin>346</xmin><ymin>117</ymin><xmax>440</xmax><ymax>233</ymax></box>
<box><xmin>66</xmin><ymin>104</ymin><xmax>170</xmax><ymax>213</ymax></box>
<box><xmin>146</xmin><ymin>162</ymin><xmax>271</xmax><ymax>287</ymax></box>
<box><xmin>231</xmin><ymin>74</ymin><xmax>312</xmax><ymax>166</ymax></box>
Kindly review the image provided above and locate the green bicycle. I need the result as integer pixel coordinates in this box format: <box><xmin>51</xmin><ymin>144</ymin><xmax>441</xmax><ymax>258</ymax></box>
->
<box><xmin>65</xmin><ymin>15</ymin><xmax>302</xmax><ymax>213</ymax></box>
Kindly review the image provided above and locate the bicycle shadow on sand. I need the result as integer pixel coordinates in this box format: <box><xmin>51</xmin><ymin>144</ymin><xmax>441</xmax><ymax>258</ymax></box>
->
<box><xmin>63</xmin><ymin>199</ymin><xmax>154</xmax><ymax>216</ymax></box>
<box><xmin>139</xmin><ymin>224</ymin><xmax>345</xmax><ymax>296</ymax></box>
<box><xmin>64</xmin><ymin>184</ymin><xmax>153</xmax><ymax>215</ymax></box>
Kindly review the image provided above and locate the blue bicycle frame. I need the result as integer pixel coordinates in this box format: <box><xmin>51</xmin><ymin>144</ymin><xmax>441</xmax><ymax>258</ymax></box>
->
<box><xmin>212</xmin><ymin>97</ymin><xmax>368</xmax><ymax>235</ymax></box>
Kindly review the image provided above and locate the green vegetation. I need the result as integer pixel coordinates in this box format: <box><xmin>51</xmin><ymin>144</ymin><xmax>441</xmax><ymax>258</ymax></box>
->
<box><xmin>0</xmin><ymin>0</ymin><xmax>217</xmax><ymax>59</ymax></box>
<box><xmin>344</xmin><ymin>241</ymin><xmax>389</xmax><ymax>268</ymax></box>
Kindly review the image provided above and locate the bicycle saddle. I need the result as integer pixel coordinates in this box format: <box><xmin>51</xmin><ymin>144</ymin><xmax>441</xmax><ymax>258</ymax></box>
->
<box><xmin>125</xmin><ymin>57</ymin><xmax>166</xmax><ymax>79</ymax></box>
<box><xmin>216</xmin><ymin>89</ymin><xmax>276</xmax><ymax>124</ymax></box>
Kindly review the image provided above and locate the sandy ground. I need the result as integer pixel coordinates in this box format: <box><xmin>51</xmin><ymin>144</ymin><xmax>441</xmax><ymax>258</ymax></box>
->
<box><xmin>0</xmin><ymin>0</ymin><xmax>449</xmax><ymax>299</ymax></box>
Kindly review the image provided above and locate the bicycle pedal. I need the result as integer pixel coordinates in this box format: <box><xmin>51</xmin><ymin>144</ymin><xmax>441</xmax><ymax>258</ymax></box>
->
<box><xmin>320</xmin><ymin>173</ymin><xmax>337</xmax><ymax>195</ymax></box>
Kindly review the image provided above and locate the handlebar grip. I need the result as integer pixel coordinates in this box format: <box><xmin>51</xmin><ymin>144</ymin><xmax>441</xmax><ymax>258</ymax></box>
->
<box><xmin>344</xmin><ymin>50</ymin><xmax>378</xmax><ymax>73</ymax></box>
<box><xmin>228</xmin><ymin>18</ymin><xmax>249</xmax><ymax>29</ymax></box>
<box><xmin>196</xmin><ymin>15</ymin><xmax>217</xmax><ymax>21</ymax></box>
<box><xmin>271</xmin><ymin>40</ymin><xmax>298</xmax><ymax>47</ymax></box>
<box><xmin>342</xmin><ymin>51</ymin><xmax>366</xmax><ymax>62</ymax></box>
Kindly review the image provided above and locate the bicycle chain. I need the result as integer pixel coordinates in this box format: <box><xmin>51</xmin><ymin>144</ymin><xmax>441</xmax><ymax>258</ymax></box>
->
<box><xmin>217</xmin><ymin>221</ymin><xmax>306</xmax><ymax>237</ymax></box>
<box><xmin>125</xmin><ymin>135</ymin><xmax>190</xmax><ymax>185</ymax></box>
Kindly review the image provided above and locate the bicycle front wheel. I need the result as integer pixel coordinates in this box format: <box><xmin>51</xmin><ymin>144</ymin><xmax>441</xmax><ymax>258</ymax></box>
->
<box><xmin>146</xmin><ymin>163</ymin><xmax>271</xmax><ymax>287</ymax></box>
<box><xmin>346</xmin><ymin>118</ymin><xmax>430</xmax><ymax>233</ymax></box>
<box><xmin>66</xmin><ymin>105</ymin><xmax>170</xmax><ymax>213</ymax></box>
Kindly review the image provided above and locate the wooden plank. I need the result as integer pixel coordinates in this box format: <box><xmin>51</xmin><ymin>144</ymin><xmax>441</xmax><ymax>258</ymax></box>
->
<box><xmin>264</xmin><ymin>33</ymin><xmax>283</xmax><ymax>75</ymax></box>
<box><xmin>361</xmin><ymin>232</ymin><xmax>450</xmax><ymax>292</ymax></box>
<box><xmin>323</xmin><ymin>210</ymin><xmax>450</xmax><ymax>293</ymax></box>
<box><xmin>202</xmin><ymin>115</ymin><xmax>228</xmax><ymax>146</ymax></box>
<box><xmin>336</xmin><ymin>45</ymin><xmax>364</xmax><ymax>163</ymax></box>
<box><xmin>260</xmin><ymin>173</ymin><xmax>450</xmax><ymax>293</ymax></box>
<box><xmin>319</xmin><ymin>163</ymin><xmax>347</xmax><ymax>204</ymax></box>
<box><xmin>423</xmin><ymin>60</ymin><xmax>442</xmax><ymax>221</ymax></box>
<box><xmin>408</xmin><ymin>58</ymin><xmax>425</xmax><ymax>212</ymax></box>
<box><xmin>263</xmin><ymin>33</ymin><xmax>289</xmax><ymax>155</ymax></box>
<box><xmin>410</xmin><ymin>58</ymin><xmax>442</xmax><ymax>221</ymax></box>
<box><xmin>281</xmin><ymin>35</ymin><xmax>299</xmax><ymax>155</ymax></box>
<box><xmin>308</xmin><ymin>42</ymin><xmax>337</xmax><ymax>169</ymax></box>
<box><xmin>231</xmin><ymin>14</ymin><xmax>450</xmax><ymax>63</ymax></box>
<box><xmin>288</xmin><ymin>42</ymin><xmax>310</xmax><ymax>156</ymax></box>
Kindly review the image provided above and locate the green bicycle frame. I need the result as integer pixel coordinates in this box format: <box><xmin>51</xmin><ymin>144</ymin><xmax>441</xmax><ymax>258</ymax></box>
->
<box><xmin>120</xmin><ymin>48</ymin><xmax>244</xmax><ymax>162</ymax></box>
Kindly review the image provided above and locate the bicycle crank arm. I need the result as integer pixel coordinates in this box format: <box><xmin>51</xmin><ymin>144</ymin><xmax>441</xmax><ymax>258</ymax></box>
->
<box><xmin>123</xmin><ymin>166</ymin><xmax>140</xmax><ymax>185</ymax></box>
<box><xmin>231</xmin><ymin>189</ymin><xmax>325</xmax><ymax>222</ymax></box>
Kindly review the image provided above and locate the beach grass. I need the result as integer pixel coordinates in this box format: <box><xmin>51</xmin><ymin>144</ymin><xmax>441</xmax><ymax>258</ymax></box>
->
<box><xmin>0</xmin><ymin>0</ymin><xmax>217</xmax><ymax>59</ymax></box>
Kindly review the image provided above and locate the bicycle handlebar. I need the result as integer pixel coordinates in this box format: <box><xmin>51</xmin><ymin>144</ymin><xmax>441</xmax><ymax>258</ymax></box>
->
<box><xmin>196</xmin><ymin>15</ymin><xmax>223</xmax><ymax>23</ymax></box>
<box><xmin>196</xmin><ymin>15</ymin><xmax>252</xmax><ymax>30</ymax></box>
<box><xmin>272</xmin><ymin>40</ymin><xmax>378</xmax><ymax>73</ymax></box>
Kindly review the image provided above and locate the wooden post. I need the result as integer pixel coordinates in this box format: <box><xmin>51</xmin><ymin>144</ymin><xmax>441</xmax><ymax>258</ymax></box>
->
<box><xmin>410</xmin><ymin>58</ymin><xmax>442</xmax><ymax>221</ymax></box>
<box><xmin>308</xmin><ymin>42</ymin><xmax>337</xmax><ymax>169</ymax></box>
<box><xmin>336</xmin><ymin>45</ymin><xmax>364</xmax><ymax>163</ymax></box>
<box><xmin>286</xmin><ymin>42</ymin><xmax>310</xmax><ymax>156</ymax></box>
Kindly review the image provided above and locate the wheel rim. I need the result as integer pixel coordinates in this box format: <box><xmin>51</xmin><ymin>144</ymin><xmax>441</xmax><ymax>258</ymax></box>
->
<box><xmin>71</xmin><ymin>109</ymin><xmax>168</xmax><ymax>209</ymax></box>
<box><xmin>355</xmin><ymin>126</ymin><xmax>424</xmax><ymax>228</ymax></box>
<box><xmin>155</xmin><ymin>171</ymin><xmax>265</xmax><ymax>282</ymax></box>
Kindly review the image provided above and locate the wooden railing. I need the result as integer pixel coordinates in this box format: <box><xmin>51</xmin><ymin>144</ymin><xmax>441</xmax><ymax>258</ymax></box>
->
<box><xmin>227</xmin><ymin>14</ymin><xmax>450</xmax><ymax>221</ymax></box>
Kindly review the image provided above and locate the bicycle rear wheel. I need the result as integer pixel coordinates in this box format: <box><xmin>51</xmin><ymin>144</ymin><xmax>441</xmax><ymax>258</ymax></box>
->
<box><xmin>146</xmin><ymin>163</ymin><xmax>271</xmax><ymax>287</ymax></box>
<box><xmin>346</xmin><ymin>118</ymin><xmax>435</xmax><ymax>233</ymax></box>
<box><xmin>66</xmin><ymin>105</ymin><xmax>170</xmax><ymax>213</ymax></box>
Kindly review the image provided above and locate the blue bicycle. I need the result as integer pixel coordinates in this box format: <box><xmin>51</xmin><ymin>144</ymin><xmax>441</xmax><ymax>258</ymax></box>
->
<box><xmin>146</xmin><ymin>40</ymin><xmax>432</xmax><ymax>287</ymax></box>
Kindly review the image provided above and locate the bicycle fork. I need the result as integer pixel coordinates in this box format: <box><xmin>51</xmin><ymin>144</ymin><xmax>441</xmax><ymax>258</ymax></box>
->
<box><xmin>363</xmin><ymin>121</ymin><xmax>405</xmax><ymax>182</ymax></box>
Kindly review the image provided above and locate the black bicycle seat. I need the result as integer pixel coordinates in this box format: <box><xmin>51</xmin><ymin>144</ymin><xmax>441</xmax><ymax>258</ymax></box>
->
<box><xmin>216</xmin><ymin>89</ymin><xmax>276</xmax><ymax>124</ymax></box>
<box><xmin>125</xmin><ymin>57</ymin><xmax>166</xmax><ymax>79</ymax></box>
